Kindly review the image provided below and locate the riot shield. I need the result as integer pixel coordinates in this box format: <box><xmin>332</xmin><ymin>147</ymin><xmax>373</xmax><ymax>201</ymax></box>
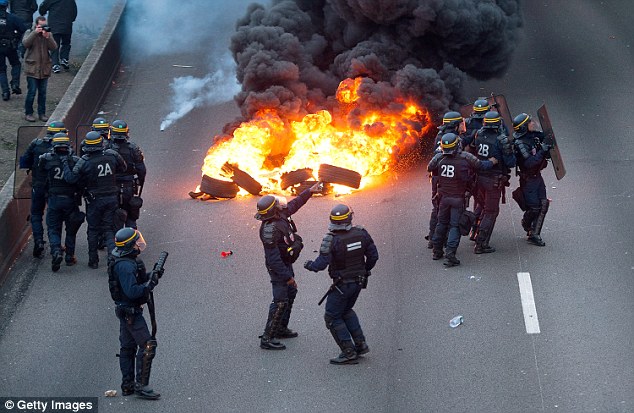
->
<box><xmin>13</xmin><ymin>126</ymin><xmax>48</xmax><ymax>199</ymax></box>
<box><xmin>459</xmin><ymin>94</ymin><xmax>514</xmax><ymax>136</ymax></box>
<box><xmin>537</xmin><ymin>104</ymin><xmax>566</xmax><ymax>180</ymax></box>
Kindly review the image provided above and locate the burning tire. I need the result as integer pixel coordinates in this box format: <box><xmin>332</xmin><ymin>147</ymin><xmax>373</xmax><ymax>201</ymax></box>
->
<box><xmin>222</xmin><ymin>163</ymin><xmax>262</xmax><ymax>195</ymax></box>
<box><xmin>318</xmin><ymin>164</ymin><xmax>362</xmax><ymax>189</ymax></box>
<box><xmin>200</xmin><ymin>175</ymin><xmax>239</xmax><ymax>198</ymax></box>
<box><xmin>280</xmin><ymin>168</ymin><xmax>314</xmax><ymax>190</ymax></box>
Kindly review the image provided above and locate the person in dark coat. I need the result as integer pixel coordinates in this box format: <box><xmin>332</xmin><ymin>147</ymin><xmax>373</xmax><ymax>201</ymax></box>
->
<box><xmin>0</xmin><ymin>0</ymin><xmax>25</xmax><ymax>100</ymax></box>
<box><xmin>38</xmin><ymin>0</ymin><xmax>75</xmax><ymax>73</ymax></box>
<box><xmin>8</xmin><ymin>0</ymin><xmax>35</xmax><ymax>57</ymax></box>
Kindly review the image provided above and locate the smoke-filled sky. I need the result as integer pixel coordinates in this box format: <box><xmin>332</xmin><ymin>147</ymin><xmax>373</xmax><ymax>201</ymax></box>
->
<box><xmin>232</xmin><ymin>0</ymin><xmax>523</xmax><ymax>124</ymax></box>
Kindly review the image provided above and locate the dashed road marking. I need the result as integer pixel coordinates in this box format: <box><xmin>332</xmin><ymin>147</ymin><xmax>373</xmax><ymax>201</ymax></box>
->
<box><xmin>517</xmin><ymin>272</ymin><xmax>541</xmax><ymax>334</ymax></box>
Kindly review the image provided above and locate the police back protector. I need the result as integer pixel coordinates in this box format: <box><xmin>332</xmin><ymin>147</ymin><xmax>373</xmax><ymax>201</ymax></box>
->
<box><xmin>330</xmin><ymin>227</ymin><xmax>367</xmax><ymax>280</ymax></box>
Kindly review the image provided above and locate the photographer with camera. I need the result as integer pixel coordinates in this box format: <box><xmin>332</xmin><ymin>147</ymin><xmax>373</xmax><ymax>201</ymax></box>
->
<box><xmin>0</xmin><ymin>0</ymin><xmax>25</xmax><ymax>101</ymax></box>
<box><xmin>108</xmin><ymin>227</ymin><xmax>165</xmax><ymax>400</ymax></box>
<box><xmin>22</xmin><ymin>15</ymin><xmax>56</xmax><ymax>121</ymax></box>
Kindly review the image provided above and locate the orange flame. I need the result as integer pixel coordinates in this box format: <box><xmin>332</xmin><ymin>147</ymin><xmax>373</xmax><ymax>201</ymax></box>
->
<box><xmin>200</xmin><ymin>77</ymin><xmax>432</xmax><ymax>194</ymax></box>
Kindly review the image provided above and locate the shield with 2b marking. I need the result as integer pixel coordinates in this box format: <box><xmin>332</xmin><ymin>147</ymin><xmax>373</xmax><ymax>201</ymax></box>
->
<box><xmin>537</xmin><ymin>104</ymin><xmax>566</xmax><ymax>180</ymax></box>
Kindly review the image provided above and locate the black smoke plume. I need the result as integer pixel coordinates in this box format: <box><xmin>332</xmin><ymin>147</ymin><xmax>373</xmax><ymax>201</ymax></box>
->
<box><xmin>230</xmin><ymin>0</ymin><xmax>523</xmax><ymax>128</ymax></box>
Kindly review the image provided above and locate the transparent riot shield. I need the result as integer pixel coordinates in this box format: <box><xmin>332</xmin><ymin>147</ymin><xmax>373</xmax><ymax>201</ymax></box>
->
<box><xmin>13</xmin><ymin>126</ymin><xmax>48</xmax><ymax>199</ymax></box>
<box><xmin>460</xmin><ymin>94</ymin><xmax>514</xmax><ymax>137</ymax></box>
<box><xmin>537</xmin><ymin>104</ymin><xmax>566</xmax><ymax>180</ymax></box>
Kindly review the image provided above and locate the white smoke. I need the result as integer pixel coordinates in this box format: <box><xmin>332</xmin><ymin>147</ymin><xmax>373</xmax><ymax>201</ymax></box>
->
<box><xmin>159</xmin><ymin>54</ymin><xmax>240</xmax><ymax>131</ymax></box>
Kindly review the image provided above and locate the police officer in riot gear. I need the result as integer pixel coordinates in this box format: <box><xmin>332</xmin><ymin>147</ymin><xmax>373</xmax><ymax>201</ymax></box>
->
<box><xmin>36</xmin><ymin>133</ymin><xmax>83</xmax><ymax>271</ymax></box>
<box><xmin>0</xmin><ymin>0</ymin><xmax>24</xmax><ymax>101</ymax></box>
<box><xmin>469</xmin><ymin>111</ymin><xmax>516</xmax><ymax>253</ymax></box>
<box><xmin>463</xmin><ymin>98</ymin><xmax>490</xmax><ymax>147</ymax></box>
<box><xmin>425</xmin><ymin>111</ymin><xmax>466</xmax><ymax>249</ymax></box>
<box><xmin>109</xmin><ymin>120</ymin><xmax>146</xmax><ymax>229</ymax></box>
<box><xmin>427</xmin><ymin>133</ymin><xmax>495</xmax><ymax>266</ymax></box>
<box><xmin>19</xmin><ymin>120</ymin><xmax>67</xmax><ymax>257</ymax></box>
<box><xmin>304</xmin><ymin>204</ymin><xmax>379</xmax><ymax>364</ymax></box>
<box><xmin>109</xmin><ymin>227</ymin><xmax>161</xmax><ymax>399</ymax></box>
<box><xmin>255</xmin><ymin>183</ymin><xmax>321</xmax><ymax>350</ymax></box>
<box><xmin>91</xmin><ymin>117</ymin><xmax>110</xmax><ymax>141</ymax></box>
<box><xmin>513</xmin><ymin>113</ymin><xmax>550</xmax><ymax>246</ymax></box>
<box><xmin>63</xmin><ymin>131</ymin><xmax>126</xmax><ymax>268</ymax></box>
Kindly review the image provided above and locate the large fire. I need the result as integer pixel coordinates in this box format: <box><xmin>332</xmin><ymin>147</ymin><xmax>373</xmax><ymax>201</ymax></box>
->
<box><xmin>199</xmin><ymin>77</ymin><xmax>432</xmax><ymax>194</ymax></box>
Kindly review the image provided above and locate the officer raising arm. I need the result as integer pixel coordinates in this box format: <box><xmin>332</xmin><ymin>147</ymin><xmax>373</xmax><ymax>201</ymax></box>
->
<box><xmin>304</xmin><ymin>204</ymin><xmax>379</xmax><ymax>365</ymax></box>
<box><xmin>108</xmin><ymin>228</ymin><xmax>161</xmax><ymax>400</ymax></box>
<box><xmin>255</xmin><ymin>182</ymin><xmax>322</xmax><ymax>351</ymax></box>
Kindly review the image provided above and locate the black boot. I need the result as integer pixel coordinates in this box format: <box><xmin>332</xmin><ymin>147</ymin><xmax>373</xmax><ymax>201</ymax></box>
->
<box><xmin>135</xmin><ymin>339</ymin><xmax>160</xmax><ymax>400</ymax></box>
<box><xmin>51</xmin><ymin>250</ymin><xmax>63</xmax><ymax>272</ymax></box>
<box><xmin>33</xmin><ymin>240</ymin><xmax>45</xmax><ymax>258</ymax></box>
<box><xmin>424</xmin><ymin>234</ymin><xmax>433</xmax><ymax>249</ymax></box>
<box><xmin>432</xmin><ymin>247</ymin><xmax>444</xmax><ymax>260</ymax></box>
<box><xmin>527</xmin><ymin>233</ymin><xmax>546</xmax><ymax>246</ymax></box>
<box><xmin>443</xmin><ymin>253</ymin><xmax>460</xmax><ymax>267</ymax></box>
<box><xmin>350</xmin><ymin>329</ymin><xmax>369</xmax><ymax>356</ymax></box>
<box><xmin>121</xmin><ymin>381</ymin><xmax>135</xmax><ymax>396</ymax></box>
<box><xmin>260</xmin><ymin>302</ymin><xmax>287</xmax><ymax>350</ymax></box>
<box><xmin>330</xmin><ymin>341</ymin><xmax>359</xmax><ymax>365</ymax></box>
<box><xmin>134</xmin><ymin>383</ymin><xmax>161</xmax><ymax>400</ymax></box>
<box><xmin>276</xmin><ymin>327</ymin><xmax>298</xmax><ymax>339</ymax></box>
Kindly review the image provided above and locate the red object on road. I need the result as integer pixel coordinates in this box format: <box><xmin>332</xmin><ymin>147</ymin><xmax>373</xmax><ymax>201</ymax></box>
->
<box><xmin>221</xmin><ymin>250</ymin><xmax>233</xmax><ymax>258</ymax></box>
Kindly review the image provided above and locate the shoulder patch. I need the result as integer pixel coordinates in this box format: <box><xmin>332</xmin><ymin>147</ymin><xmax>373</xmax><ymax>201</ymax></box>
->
<box><xmin>319</xmin><ymin>233</ymin><xmax>334</xmax><ymax>255</ymax></box>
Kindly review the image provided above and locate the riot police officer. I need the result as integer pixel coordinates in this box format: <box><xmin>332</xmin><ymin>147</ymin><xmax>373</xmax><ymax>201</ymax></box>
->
<box><xmin>36</xmin><ymin>133</ymin><xmax>83</xmax><ymax>271</ymax></box>
<box><xmin>63</xmin><ymin>131</ymin><xmax>126</xmax><ymax>268</ymax></box>
<box><xmin>427</xmin><ymin>133</ymin><xmax>495</xmax><ymax>266</ymax></box>
<box><xmin>19</xmin><ymin>120</ymin><xmax>67</xmax><ymax>257</ymax></box>
<box><xmin>304</xmin><ymin>204</ymin><xmax>379</xmax><ymax>364</ymax></box>
<box><xmin>108</xmin><ymin>227</ymin><xmax>161</xmax><ymax>399</ymax></box>
<box><xmin>255</xmin><ymin>183</ymin><xmax>321</xmax><ymax>350</ymax></box>
<box><xmin>109</xmin><ymin>120</ymin><xmax>146</xmax><ymax>229</ymax></box>
<box><xmin>462</xmin><ymin>98</ymin><xmax>490</xmax><ymax>148</ymax></box>
<box><xmin>426</xmin><ymin>111</ymin><xmax>466</xmax><ymax>249</ymax></box>
<box><xmin>513</xmin><ymin>113</ymin><xmax>551</xmax><ymax>246</ymax></box>
<box><xmin>91</xmin><ymin>117</ymin><xmax>110</xmax><ymax>141</ymax></box>
<box><xmin>469</xmin><ymin>111</ymin><xmax>516</xmax><ymax>253</ymax></box>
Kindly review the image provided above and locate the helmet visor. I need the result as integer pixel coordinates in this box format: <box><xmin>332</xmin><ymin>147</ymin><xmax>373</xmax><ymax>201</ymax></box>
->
<box><xmin>275</xmin><ymin>196</ymin><xmax>288</xmax><ymax>209</ymax></box>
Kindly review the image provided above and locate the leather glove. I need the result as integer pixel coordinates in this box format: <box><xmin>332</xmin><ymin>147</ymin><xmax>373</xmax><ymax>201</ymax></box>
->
<box><xmin>540</xmin><ymin>142</ymin><xmax>551</xmax><ymax>153</ymax></box>
<box><xmin>287</xmin><ymin>277</ymin><xmax>297</xmax><ymax>288</ymax></box>
<box><xmin>146</xmin><ymin>272</ymin><xmax>159</xmax><ymax>291</ymax></box>
<box><xmin>303</xmin><ymin>260</ymin><xmax>313</xmax><ymax>270</ymax></box>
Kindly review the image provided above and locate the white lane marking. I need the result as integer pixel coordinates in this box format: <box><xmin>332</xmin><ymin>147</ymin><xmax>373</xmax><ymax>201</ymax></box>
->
<box><xmin>517</xmin><ymin>272</ymin><xmax>541</xmax><ymax>334</ymax></box>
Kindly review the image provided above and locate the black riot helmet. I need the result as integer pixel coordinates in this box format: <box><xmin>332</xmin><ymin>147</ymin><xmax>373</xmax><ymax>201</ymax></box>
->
<box><xmin>329</xmin><ymin>203</ymin><xmax>353</xmax><ymax>231</ymax></box>
<box><xmin>255</xmin><ymin>195</ymin><xmax>280</xmax><ymax>221</ymax></box>
<box><xmin>472</xmin><ymin>98</ymin><xmax>490</xmax><ymax>118</ymax></box>
<box><xmin>112</xmin><ymin>227</ymin><xmax>147</xmax><ymax>258</ymax></box>
<box><xmin>82</xmin><ymin>131</ymin><xmax>104</xmax><ymax>152</ymax></box>
<box><xmin>46</xmin><ymin>121</ymin><xmax>67</xmax><ymax>136</ymax></box>
<box><xmin>440</xmin><ymin>133</ymin><xmax>460</xmax><ymax>155</ymax></box>
<box><xmin>92</xmin><ymin>117</ymin><xmax>110</xmax><ymax>138</ymax></box>
<box><xmin>513</xmin><ymin>112</ymin><xmax>531</xmax><ymax>137</ymax></box>
<box><xmin>110</xmin><ymin>119</ymin><xmax>129</xmax><ymax>141</ymax></box>
<box><xmin>483</xmin><ymin>111</ymin><xmax>502</xmax><ymax>129</ymax></box>
<box><xmin>439</xmin><ymin>111</ymin><xmax>463</xmax><ymax>131</ymax></box>
<box><xmin>51</xmin><ymin>133</ymin><xmax>71</xmax><ymax>153</ymax></box>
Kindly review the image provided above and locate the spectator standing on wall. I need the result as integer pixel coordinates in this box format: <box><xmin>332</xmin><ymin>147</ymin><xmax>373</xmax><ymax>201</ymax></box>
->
<box><xmin>38</xmin><ymin>0</ymin><xmax>75</xmax><ymax>73</ymax></box>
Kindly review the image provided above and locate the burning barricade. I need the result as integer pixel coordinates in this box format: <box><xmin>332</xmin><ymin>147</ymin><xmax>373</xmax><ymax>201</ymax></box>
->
<box><xmin>190</xmin><ymin>77</ymin><xmax>432</xmax><ymax>200</ymax></box>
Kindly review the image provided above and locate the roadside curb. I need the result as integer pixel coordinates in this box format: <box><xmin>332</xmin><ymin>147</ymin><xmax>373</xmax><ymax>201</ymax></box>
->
<box><xmin>0</xmin><ymin>0</ymin><xmax>128</xmax><ymax>285</ymax></box>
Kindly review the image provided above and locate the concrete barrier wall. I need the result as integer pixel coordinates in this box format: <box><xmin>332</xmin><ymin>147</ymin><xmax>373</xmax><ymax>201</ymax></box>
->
<box><xmin>0</xmin><ymin>0</ymin><xmax>127</xmax><ymax>285</ymax></box>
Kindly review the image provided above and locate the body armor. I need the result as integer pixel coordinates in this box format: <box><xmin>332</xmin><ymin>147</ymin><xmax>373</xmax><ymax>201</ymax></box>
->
<box><xmin>329</xmin><ymin>227</ymin><xmax>367</xmax><ymax>280</ymax></box>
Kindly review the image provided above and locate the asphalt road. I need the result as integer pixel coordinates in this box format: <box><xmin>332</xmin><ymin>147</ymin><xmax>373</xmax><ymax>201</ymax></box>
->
<box><xmin>1</xmin><ymin>2</ymin><xmax>633</xmax><ymax>412</ymax></box>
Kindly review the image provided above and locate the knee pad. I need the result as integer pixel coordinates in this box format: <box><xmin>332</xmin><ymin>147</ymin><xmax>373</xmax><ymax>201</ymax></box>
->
<box><xmin>342</xmin><ymin>310</ymin><xmax>357</xmax><ymax>323</ymax></box>
<box><xmin>540</xmin><ymin>199</ymin><xmax>550</xmax><ymax>214</ymax></box>
<box><xmin>324</xmin><ymin>313</ymin><xmax>335</xmax><ymax>329</ymax></box>
<box><xmin>142</xmin><ymin>339</ymin><xmax>157</xmax><ymax>361</ymax></box>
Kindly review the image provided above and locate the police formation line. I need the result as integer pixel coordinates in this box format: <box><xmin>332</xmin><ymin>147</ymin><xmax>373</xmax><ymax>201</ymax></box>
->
<box><xmin>426</xmin><ymin>99</ymin><xmax>551</xmax><ymax>268</ymax></box>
